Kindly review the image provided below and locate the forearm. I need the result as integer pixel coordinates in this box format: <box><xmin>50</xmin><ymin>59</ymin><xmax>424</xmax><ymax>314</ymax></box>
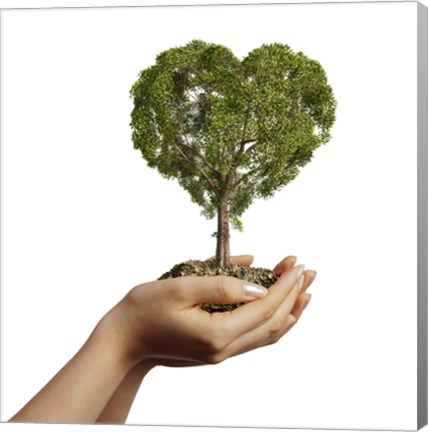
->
<box><xmin>96</xmin><ymin>359</ymin><xmax>155</xmax><ymax>424</ymax></box>
<box><xmin>9</xmin><ymin>314</ymin><xmax>134</xmax><ymax>424</ymax></box>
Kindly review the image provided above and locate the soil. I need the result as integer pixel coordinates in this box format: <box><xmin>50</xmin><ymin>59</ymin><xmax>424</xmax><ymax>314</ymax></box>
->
<box><xmin>158</xmin><ymin>259</ymin><xmax>280</xmax><ymax>313</ymax></box>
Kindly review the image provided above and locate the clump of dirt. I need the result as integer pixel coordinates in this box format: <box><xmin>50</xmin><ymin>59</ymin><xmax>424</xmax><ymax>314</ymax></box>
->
<box><xmin>158</xmin><ymin>259</ymin><xmax>279</xmax><ymax>313</ymax></box>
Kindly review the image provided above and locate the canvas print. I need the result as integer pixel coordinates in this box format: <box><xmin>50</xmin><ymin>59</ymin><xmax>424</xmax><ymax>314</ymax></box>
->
<box><xmin>1</xmin><ymin>1</ymin><xmax>427</xmax><ymax>431</ymax></box>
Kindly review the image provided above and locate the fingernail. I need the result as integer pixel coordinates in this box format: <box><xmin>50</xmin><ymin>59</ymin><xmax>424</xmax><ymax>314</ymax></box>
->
<box><xmin>297</xmin><ymin>274</ymin><xmax>305</xmax><ymax>290</ymax></box>
<box><xmin>244</xmin><ymin>281</ymin><xmax>268</xmax><ymax>297</ymax></box>
<box><xmin>296</xmin><ymin>264</ymin><xmax>305</xmax><ymax>279</ymax></box>
<box><xmin>304</xmin><ymin>293</ymin><xmax>312</xmax><ymax>308</ymax></box>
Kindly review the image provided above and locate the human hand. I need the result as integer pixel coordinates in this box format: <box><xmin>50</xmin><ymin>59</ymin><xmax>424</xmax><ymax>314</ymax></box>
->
<box><xmin>105</xmin><ymin>255</ymin><xmax>315</xmax><ymax>370</ymax></box>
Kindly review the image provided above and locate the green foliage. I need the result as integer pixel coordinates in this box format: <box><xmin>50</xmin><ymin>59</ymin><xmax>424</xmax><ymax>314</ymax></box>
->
<box><xmin>130</xmin><ymin>40</ymin><xmax>336</xmax><ymax>230</ymax></box>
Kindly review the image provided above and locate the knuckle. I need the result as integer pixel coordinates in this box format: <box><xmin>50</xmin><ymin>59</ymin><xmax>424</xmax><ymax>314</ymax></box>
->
<box><xmin>206</xmin><ymin>352</ymin><xmax>225</xmax><ymax>365</ymax></box>
<box><xmin>198</xmin><ymin>326</ymin><xmax>227</xmax><ymax>354</ymax></box>
<box><xmin>125</xmin><ymin>284</ymin><xmax>148</xmax><ymax>307</ymax></box>
<box><xmin>203</xmin><ymin>339</ymin><xmax>222</xmax><ymax>355</ymax></box>
<box><xmin>267</xmin><ymin>319</ymin><xmax>282</xmax><ymax>344</ymax></box>
<box><xmin>124</xmin><ymin>286</ymin><xmax>139</xmax><ymax>305</ymax></box>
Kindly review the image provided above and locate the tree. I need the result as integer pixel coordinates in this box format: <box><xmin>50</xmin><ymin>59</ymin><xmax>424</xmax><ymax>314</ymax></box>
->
<box><xmin>130</xmin><ymin>40</ymin><xmax>336</xmax><ymax>267</ymax></box>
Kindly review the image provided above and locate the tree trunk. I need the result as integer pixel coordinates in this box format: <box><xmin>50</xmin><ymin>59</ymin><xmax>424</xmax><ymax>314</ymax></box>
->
<box><xmin>215</xmin><ymin>195</ymin><xmax>231</xmax><ymax>268</ymax></box>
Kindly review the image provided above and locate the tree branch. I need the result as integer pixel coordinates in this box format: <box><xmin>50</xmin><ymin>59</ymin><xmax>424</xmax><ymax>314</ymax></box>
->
<box><xmin>185</xmin><ymin>143</ymin><xmax>217</xmax><ymax>174</ymax></box>
<box><xmin>173</xmin><ymin>141</ymin><xmax>220</xmax><ymax>199</ymax></box>
<box><xmin>233</xmin><ymin>110</ymin><xmax>258</xmax><ymax>168</ymax></box>
<box><xmin>231</xmin><ymin>163</ymin><xmax>263</xmax><ymax>191</ymax></box>
<box><xmin>237</xmin><ymin>108</ymin><xmax>253</xmax><ymax>154</ymax></box>
<box><xmin>175</xmin><ymin>113</ymin><xmax>217</xmax><ymax>174</ymax></box>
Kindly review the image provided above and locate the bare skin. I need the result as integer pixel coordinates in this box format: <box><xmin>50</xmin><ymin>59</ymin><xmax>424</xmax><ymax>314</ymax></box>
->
<box><xmin>10</xmin><ymin>254</ymin><xmax>315</xmax><ymax>424</ymax></box>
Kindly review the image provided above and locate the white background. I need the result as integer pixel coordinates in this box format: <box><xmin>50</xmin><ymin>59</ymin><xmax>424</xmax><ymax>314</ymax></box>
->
<box><xmin>0</xmin><ymin>1</ymin><xmax>422</xmax><ymax>431</ymax></box>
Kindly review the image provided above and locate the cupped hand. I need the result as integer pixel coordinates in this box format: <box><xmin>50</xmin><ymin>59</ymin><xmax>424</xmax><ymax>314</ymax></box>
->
<box><xmin>108</xmin><ymin>255</ymin><xmax>316</xmax><ymax>369</ymax></box>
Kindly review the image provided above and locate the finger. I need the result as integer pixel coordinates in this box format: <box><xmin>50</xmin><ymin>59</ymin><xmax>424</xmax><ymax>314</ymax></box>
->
<box><xmin>213</xmin><ymin>264</ymin><xmax>305</xmax><ymax>340</ymax></box>
<box><xmin>230</xmin><ymin>255</ymin><xmax>254</xmax><ymax>266</ymax></box>
<box><xmin>205</xmin><ymin>255</ymin><xmax>254</xmax><ymax>266</ymax></box>
<box><xmin>286</xmin><ymin>270</ymin><xmax>315</xmax><ymax>318</ymax></box>
<box><xmin>301</xmin><ymin>270</ymin><xmax>317</xmax><ymax>293</ymax></box>
<box><xmin>277</xmin><ymin>293</ymin><xmax>311</xmax><ymax>339</ymax></box>
<box><xmin>272</xmin><ymin>255</ymin><xmax>297</xmax><ymax>274</ymax></box>
<box><xmin>291</xmin><ymin>269</ymin><xmax>316</xmax><ymax>298</ymax></box>
<box><xmin>290</xmin><ymin>292</ymin><xmax>311</xmax><ymax>321</ymax></box>
<box><xmin>277</xmin><ymin>292</ymin><xmax>312</xmax><ymax>338</ymax></box>
<box><xmin>263</xmin><ymin>275</ymin><xmax>307</xmax><ymax>329</ymax></box>
<box><xmin>173</xmin><ymin>275</ymin><xmax>268</xmax><ymax>306</ymax></box>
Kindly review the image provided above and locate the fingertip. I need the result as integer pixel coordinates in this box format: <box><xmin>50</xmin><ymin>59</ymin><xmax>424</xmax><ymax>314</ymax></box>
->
<box><xmin>205</xmin><ymin>255</ymin><xmax>254</xmax><ymax>266</ymax></box>
<box><xmin>273</xmin><ymin>255</ymin><xmax>297</xmax><ymax>274</ymax></box>
<box><xmin>303</xmin><ymin>270</ymin><xmax>317</xmax><ymax>290</ymax></box>
<box><xmin>284</xmin><ymin>313</ymin><xmax>297</xmax><ymax>330</ymax></box>
<box><xmin>306</xmin><ymin>269</ymin><xmax>317</xmax><ymax>280</ymax></box>
<box><xmin>231</xmin><ymin>254</ymin><xmax>254</xmax><ymax>266</ymax></box>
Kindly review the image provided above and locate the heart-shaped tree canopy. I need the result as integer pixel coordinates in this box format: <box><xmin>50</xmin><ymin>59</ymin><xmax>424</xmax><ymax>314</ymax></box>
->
<box><xmin>130</xmin><ymin>40</ymin><xmax>336</xmax><ymax>267</ymax></box>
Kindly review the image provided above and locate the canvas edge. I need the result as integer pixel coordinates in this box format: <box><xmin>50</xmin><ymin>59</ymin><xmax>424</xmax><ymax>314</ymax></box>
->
<box><xmin>0</xmin><ymin>8</ymin><xmax>4</xmax><ymax>424</ymax></box>
<box><xmin>418</xmin><ymin>1</ymin><xmax>428</xmax><ymax>430</ymax></box>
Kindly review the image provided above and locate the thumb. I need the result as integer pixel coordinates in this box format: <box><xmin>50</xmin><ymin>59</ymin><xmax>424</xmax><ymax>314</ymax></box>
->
<box><xmin>180</xmin><ymin>275</ymin><xmax>268</xmax><ymax>306</ymax></box>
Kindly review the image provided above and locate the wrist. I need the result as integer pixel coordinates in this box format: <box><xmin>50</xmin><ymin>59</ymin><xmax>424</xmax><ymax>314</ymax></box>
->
<box><xmin>94</xmin><ymin>303</ymin><xmax>136</xmax><ymax>373</ymax></box>
<box><xmin>96</xmin><ymin>298</ymin><xmax>151</xmax><ymax>371</ymax></box>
